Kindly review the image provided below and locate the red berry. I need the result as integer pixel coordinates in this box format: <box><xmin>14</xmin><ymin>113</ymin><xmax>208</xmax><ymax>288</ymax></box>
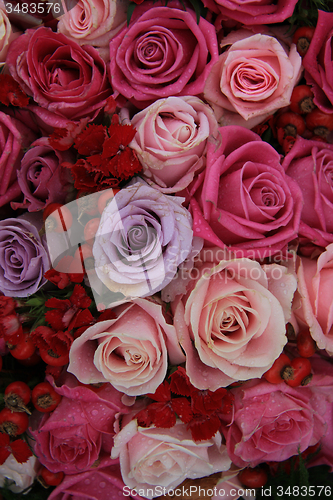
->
<box><xmin>290</xmin><ymin>85</ymin><xmax>315</xmax><ymax>115</ymax></box>
<box><xmin>38</xmin><ymin>346</ymin><xmax>69</xmax><ymax>367</ymax></box>
<box><xmin>39</xmin><ymin>466</ymin><xmax>64</xmax><ymax>486</ymax></box>
<box><xmin>297</xmin><ymin>330</ymin><xmax>316</xmax><ymax>358</ymax></box>
<box><xmin>238</xmin><ymin>466</ymin><xmax>268</xmax><ymax>488</ymax></box>
<box><xmin>286</xmin><ymin>357</ymin><xmax>312</xmax><ymax>387</ymax></box>
<box><xmin>292</xmin><ymin>26</ymin><xmax>315</xmax><ymax>57</ymax></box>
<box><xmin>0</xmin><ymin>408</ymin><xmax>29</xmax><ymax>436</ymax></box>
<box><xmin>263</xmin><ymin>353</ymin><xmax>292</xmax><ymax>384</ymax></box>
<box><xmin>8</xmin><ymin>332</ymin><xmax>36</xmax><ymax>360</ymax></box>
<box><xmin>44</xmin><ymin>203</ymin><xmax>73</xmax><ymax>233</ymax></box>
<box><xmin>306</xmin><ymin>108</ymin><xmax>333</xmax><ymax>139</ymax></box>
<box><xmin>276</xmin><ymin>112</ymin><xmax>306</xmax><ymax>141</ymax></box>
<box><xmin>84</xmin><ymin>217</ymin><xmax>101</xmax><ymax>246</ymax></box>
<box><xmin>4</xmin><ymin>382</ymin><xmax>31</xmax><ymax>413</ymax></box>
<box><xmin>32</xmin><ymin>382</ymin><xmax>62</xmax><ymax>413</ymax></box>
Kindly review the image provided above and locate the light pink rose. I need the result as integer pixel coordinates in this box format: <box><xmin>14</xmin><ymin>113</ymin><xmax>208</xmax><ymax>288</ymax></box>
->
<box><xmin>189</xmin><ymin>126</ymin><xmax>304</xmax><ymax>259</ymax></box>
<box><xmin>202</xmin><ymin>0</ymin><xmax>298</xmax><ymax>26</ymax></box>
<box><xmin>58</xmin><ymin>0</ymin><xmax>128</xmax><ymax>61</ymax></box>
<box><xmin>30</xmin><ymin>374</ymin><xmax>128</xmax><ymax>474</ymax></box>
<box><xmin>0</xmin><ymin>1</ymin><xmax>20</xmax><ymax>64</ymax></box>
<box><xmin>283</xmin><ymin>136</ymin><xmax>333</xmax><ymax>252</ymax></box>
<box><xmin>172</xmin><ymin>257</ymin><xmax>295</xmax><ymax>390</ymax></box>
<box><xmin>109</xmin><ymin>1</ymin><xmax>219</xmax><ymax>107</ymax></box>
<box><xmin>293</xmin><ymin>243</ymin><xmax>333</xmax><ymax>355</ymax></box>
<box><xmin>111</xmin><ymin>418</ymin><xmax>231</xmax><ymax>498</ymax></box>
<box><xmin>204</xmin><ymin>31</ymin><xmax>302</xmax><ymax>129</ymax></box>
<box><xmin>124</xmin><ymin>96</ymin><xmax>218</xmax><ymax>193</ymax></box>
<box><xmin>226</xmin><ymin>377</ymin><xmax>327</xmax><ymax>468</ymax></box>
<box><xmin>68</xmin><ymin>299</ymin><xmax>185</xmax><ymax>396</ymax></box>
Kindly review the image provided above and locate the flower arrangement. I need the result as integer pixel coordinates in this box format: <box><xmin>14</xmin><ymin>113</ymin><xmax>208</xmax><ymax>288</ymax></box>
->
<box><xmin>0</xmin><ymin>0</ymin><xmax>333</xmax><ymax>499</ymax></box>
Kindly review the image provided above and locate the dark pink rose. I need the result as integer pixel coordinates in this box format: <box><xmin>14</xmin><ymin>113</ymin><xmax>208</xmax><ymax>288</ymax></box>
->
<box><xmin>226</xmin><ymin>377</ymin><xmax>327</xmax><ymax>467</ymax></box>
<box><xmin>30</xmin><ymin>374</ymin><xmax>129</xmax><ymax>474</ymax></box>
<box><xmin>283</xmin><ymin>136</ymin><xmax>333</xmax><ymax>252</ymax></box>
<box><xmin>48</xmin><ymin>456</ymin><xmax>143</xmax><ymax>500</ymax></box>
<box><xmin>303</xmin><ymin>10</ymin><xmax>333</xmax><ymax>113</ymax></box>
<box><xmin>202</xmin><ymin>0</ymin><xmax>298</xmax><ymax>25</ymax></box>
<box><xmin>0</xmin><ymin>110</ymin><xmax>37</xmax><ymax>208</ymax></box>
<box><xmin>6</xmin><ymin>27</ymin><xmax>111</xmax><ymax>122</ymax></box>
<box><xmin>109</xmin><ymin>1</ymin><xmax>219</xmax><ymax>108</ymax></box>
<box><xmin>189</xmin><ymin>126</ymin><xmax>303</xmax><ymax>258</ymax></box>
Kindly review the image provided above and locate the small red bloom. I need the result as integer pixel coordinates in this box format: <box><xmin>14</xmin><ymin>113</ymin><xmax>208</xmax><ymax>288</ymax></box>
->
<box><xmin>0</xmin><ymin>74</ymin><xmax>29</xmax><ymax>107</ymax></box>
<box><xmin>0</xmin><ymin>434</ymin><xmax>32</xmax><ymax>465</ymax></box>
<box><xmin>74</xmin><ymin>124</ymin><xmax>107</xmax><ymax>156</ymax></box>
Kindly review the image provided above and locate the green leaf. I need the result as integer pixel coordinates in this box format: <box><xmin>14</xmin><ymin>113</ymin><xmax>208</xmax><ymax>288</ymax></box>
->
<box><xmin>127</xmin><ymin>2</ymin><xmax>137</xmax><ymax>26</ymax></box>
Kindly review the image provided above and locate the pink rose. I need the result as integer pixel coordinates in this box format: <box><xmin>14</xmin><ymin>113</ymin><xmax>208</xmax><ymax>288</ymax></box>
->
<box><xmin>0</xmin><ymin>2</ymin><xmax>20</xmax><ymax>64</ymax></box>
<box><xmin>6</xmin><ymin>27</ymin><xmax>111</xmax><ymax>122</ymax></box>
<box><xmin>48</xmin><ymin>456</ymin><xmax>143</xmax><ymax>500</ymax></box>
<box><xmin>58</xmin><ymin>0</ymin><xmax>128</xmax><ymax>61</ymax></box>
<box><xmin>204</xmin><ymin>31</ymin><xmax>302</xmax><ymax>129</ymax></box>
<box><xmin>303</xmin><ymin>10</ymin><xmax>333</xmax><ymax>113</ymax></box>
<box><xmin>30</xmin><ymin>374</ymin><xmax>128</xmax><ymax>474</ymax></box>
<box><xmin>293</xmin><ymin>244</ymin><xmax>333</xmax><ymax>355</ymax></box>
<box><xmin>68</xmin><ymin>299</ymin><xmax>185</xmax><ymax>396</ymax></box>
<box><xmin>172</xmin><ymin>257</ymin><xmax>295</xmax><ymax>389</ymax></box>
<box><xmin>125</xmin><ymin>96</ymin><xmax>218</xmax><ymax>193</ymax></box>
<box><xmin>0</xmin><ymin>111</ymin><xmax>37</xmax><ymax>208</ymax></box>
<box><xmin>189</xmin><ymin>126</ymin><xmax>303</xmax><ymax>258</ymax></box>
<box><xmin>282</xmin><ymin>136</ymin><xmax>333</xmax><ymax>252</ymax></box>
<box><xmin>202</xmin><ymin>0</ymin><xmax>298</xmax><ymax>26</ymax></box>
<box><xmin>109</xmin><ymin>1</ymin><xmax>219</xmax><ymax>107</ymax></box>
<box><xmin>111</xmin><ymin>418</ymin><xmax>231</xmax><ymax>497</ymax></box>
<box><xmin>226</xmin><ymin>377</ymin><xmax>327</xmax><ymax>468</ymax></box>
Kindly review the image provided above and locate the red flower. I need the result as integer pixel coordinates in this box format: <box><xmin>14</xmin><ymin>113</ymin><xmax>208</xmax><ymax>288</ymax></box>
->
<box><xmin>30</xmin><ymin>326</ymin><xmax>73</xmax><ymax>358</ymax></box>
<box><xmin>45</xmin><ymin>285</ymin><xmax>92</xmax><ymax>332</ymax></box>
<box><xmin>0</xmin><ymin>434</ymin><xmax>32</xmax><ymax>465</ymax></box>
<box><xmin>0</xmin><ymin>297</ymin><xmax>17</xmax><ymax>317</ymax></box>
<box><xmin>0</xmin><ymin>75</ymin><xmax>29</xmax><ymax>107</ymax></box>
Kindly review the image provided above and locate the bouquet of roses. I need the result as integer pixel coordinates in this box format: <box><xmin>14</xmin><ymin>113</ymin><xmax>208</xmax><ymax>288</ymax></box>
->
<box><xmin>0</xmin><ymin>0</ymin><xmax>333</xmax><ymax>498</ymax></box>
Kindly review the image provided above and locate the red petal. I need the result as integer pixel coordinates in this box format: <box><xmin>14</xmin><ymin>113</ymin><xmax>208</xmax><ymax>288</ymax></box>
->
<box><xmin>147</xmin><ymin>381</ymin><xmax>171</xmax><ymax>402</ymax></box>
<box><xmin>188</xmin><ymin>414</ymin><xmax>221</xmax><ymax>441</ymax></box>
<box><xmin>45</xmin><ymin>310</ymin><xmax>66</xmax><ymax>331</ymax></box>
<box><xmin>0</xmin><ymin>434</ymin><xmax>10</xmax><ymax>447</ymax></box>
<box><xmin>70</xmin><ymin>285</ymin><xmax>91</xmax><ymax>309</ymax></box>
<box><xmin>74</xmin><ymin>124</ymin><xmax>106</xmax><ymax>156</ymax></box>
<box><xmin>170</xmin><ymin>367</ymin><xmax>193</xmax><ymax>397</ymax></box>
<box><xmin>172</xmin><ymin>398</ymin><xmax>193</xmax><ymax>424</ymax></box>
<box><xmin>148</xmin><ymin>402</ymin><xmax>176</xmax><ymax>428</ymax></box>
<box><xmin>10</xmin><ymin>440</ymin><xmax>33</xmax><ymax>463</ymax></box>
<box><xmin>70</xmin><ymin>308</ymin><xmax>94</xmax><ymax>330</ymax></box>
<box><xmin>0</xmin><ymin>448</ymin><xmax>10</xmax><ymax>466</ymax></box>
<box><xmin>134</xmin><ymin>408</ymin><xmax>153</xmax><ymax>427</ymax></box>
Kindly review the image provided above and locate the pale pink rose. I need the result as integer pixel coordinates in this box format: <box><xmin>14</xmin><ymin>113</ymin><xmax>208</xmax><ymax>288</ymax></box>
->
<box><xmin>111</xmin><ymin>418</ymin><xmax>231</xmax><ymax>498</ymax></box>
<box><xmin>58</xmin><ymin>0</ymin><xmax>128</xmax><ymax>61</ymax></box>
<box><xmin>0</xmin><ymin>455</ymin><xmax>37</xmax><ymax>493</ymax></box>
<box><xmin>68</xmin><ymin>299</ymin><xmax>185</xmax><ymax>396</ymax></box>
<box><xmin>0</xmin><ymin>2</ymin><xmax>20</xmax><ymax>64</ymax></box>
<box><xmin>226</xmin><ymin>377</ymin><xmax>327</xmax><ymax>468</ymax></box>
<box><xmin>172</xmin><ymin>258</ymin><xmax>294</xmax><ymax>390</ymax></box>
<box><xmin>293</xmin><ymin>243</ymin><xmax>333</xmax><ymax>355</ymax></box>
<box><xmin>125</xmin><ymin>96</ymin><xmax>218</xmax><ymax>193</ymax></box>
<box><xmin>204</xmin><ymin>31</ymin><xmax>302</xmax><ymax>129</ymax></box>
<box><xmin>109</xmin><ymin>1</ymin><xmax>219</xmax><ymax>107</ymax></box>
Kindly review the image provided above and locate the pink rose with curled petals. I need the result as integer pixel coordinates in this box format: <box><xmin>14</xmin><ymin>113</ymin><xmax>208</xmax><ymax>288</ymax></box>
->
<box><xmin>303</xmin><ymin>10</ymin><xmax>333</xmax><ymax>113</ymax></box>
<box><xmin>189</xmin><ymin>126</ymin><xmax>303</xmax><ymax>259</ymax></box>
<box><xmin>172</xmin><ymin>257</ymin><xmax>295</xmax><ymax>390</ymax></box>
<box><xmin>282</xmin><ymin>136</ymin><xmax>333</xmax><ymax>253</ymax></box>
<box><xmin>226</xmin><ymin>362</ymin><xmax>330</xmax><ymax>468</ymax></box>
<box><xmin>68</xmin><ymin>299</ymin><xmax>185</xmax><ymax>396</ymax></box>
<box><xmin>126</xmin><ymin>96</ymin><xmax>218</xmax><ymax>193</ymax></box>
<box><xmin>202</xmin><ymin>0</ymin><xmax>298</xmax><ymax>26</ymax></box>
<box><xmin>204</xmin><ymin>31</ymin><xmax>302</xmax><ymax>129</ymax></box>
<box><xmin>293</xmin><ymin>244</ymin><xmax>333</xmax><ymax>355</ymax></box>
<box><xmin>30</xmin><ymin>374</ymin><xmax>128</xmax><ymax>474</ymax></box>
<box><xmin>109</xmin><ymin>1</ymin><xmax>219</xmax><ymax>108</ymax></box>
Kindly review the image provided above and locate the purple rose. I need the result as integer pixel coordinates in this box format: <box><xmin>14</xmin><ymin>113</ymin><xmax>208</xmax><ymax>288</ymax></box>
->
<box><xmin>303</xmin><ymin>10</ymin><xmax>333</xmax><ymax>113</ymax></box>
<box><xmin>93</xmin><ymin>180</ymin><xmax>198</xmax><ymax>304</ymax></box>
<box><xmin>0</xmin><ymin>214</ymin><xmax>50</xmax><ymax>297</ymax></box>
<box><xmin>0</xmin><ymin>111</ymin><xmax>37</xmax><ymax>208</ymax></box>
<box><xmin>6</xmin><ymin>27</ymin><xmax>111</xmax><ymax>122</ymax></box>
<box><xmin>12</xmin><ymin>137</ymin><xmax>74</xmax><ymax>212</ymax></box>
<box><xmin>203</xmin><ymin>0</ymin><xmax>298</xmax><ymax>26</ymax></box>
<box><xmin>109</xmin><ymin>1</ymin><xmax>218</xmax><ymax>107</ymax></box>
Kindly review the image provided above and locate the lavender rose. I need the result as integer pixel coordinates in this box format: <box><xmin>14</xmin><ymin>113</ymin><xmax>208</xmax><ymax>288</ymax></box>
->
<box><xmin>93</xmin><ymin>180</ymin><xmax>198</xmax><ymax>303</ymax></box>
<box><xmin>109</xmin><ymin>1</ymin><xmax>219</xmax><ymax>107</ymax></box>
<box><xmin>0</xmin><ymin>214</ymin><xmax>50</xmax><ymax>297</ymax></box>
<box><xmin>6</xmin><ymin>27</ymin><xmax>111</xmax><ymax>122</ymax></box>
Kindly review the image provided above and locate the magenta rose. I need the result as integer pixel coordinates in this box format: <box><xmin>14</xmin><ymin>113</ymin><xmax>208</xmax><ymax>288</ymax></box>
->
<box><xmin>303</xmin><ymin>10</ymin><xmax>333</xmax><ymax>113</ymax></box>
<box><xmin>109</xmin><ymin>1</ymin><xmax>219</xmax><ymax>107</ymax></box>
<box><xmin>68</xmin><ymin>299</ymin><xmax>185</xmax><ymax>396</ymax></box>
<box><xmin>282</xmin><ymin>136</ymin><xmax>333</xmax><ymax>251</ymax></box>
<box><xmin>11</xmin><ymin>137</ymin><xmax>74</xmax><ymax>212</ymax></box>
<box><xmin>30</xmin><ymin>374</ymin><xmax>129</xmax><ymax>474</ymax></box>
<box><xmin>48</xmin><ymin>456</ymin><xmax>143</xmax><ymax>500</ymax></box>
<box><xmin>226</xmin><ymin>377</ymin><xmax>327</xmax><ymax>467</ymax></box>
<box><xmin>293</xmin><ymin>244</ymin><xmax>333</xmax><ymax>355</ymax></box>
<box><xmin>202</xmin><ymin>0</ymin><xmax>298</xmax><ymax>25</ymax></box>
<box><xmin>189</xmin><ymin>126</ymin><xmax>303</xmax><ymax>258</ymax></box>
<box><xmin>204</xmin><ymin>31</ymin><xmax>302</xmax><ymax>129</ymax></box>
<box><xmin>6</xmin><ymin>27</ymin><xmax>111</xmax><ymax>122</ymax></box>
<box><xmin>0</xmin><ymin>111</ymin><xmax>37</xmax><ymax>208</ymax></box>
